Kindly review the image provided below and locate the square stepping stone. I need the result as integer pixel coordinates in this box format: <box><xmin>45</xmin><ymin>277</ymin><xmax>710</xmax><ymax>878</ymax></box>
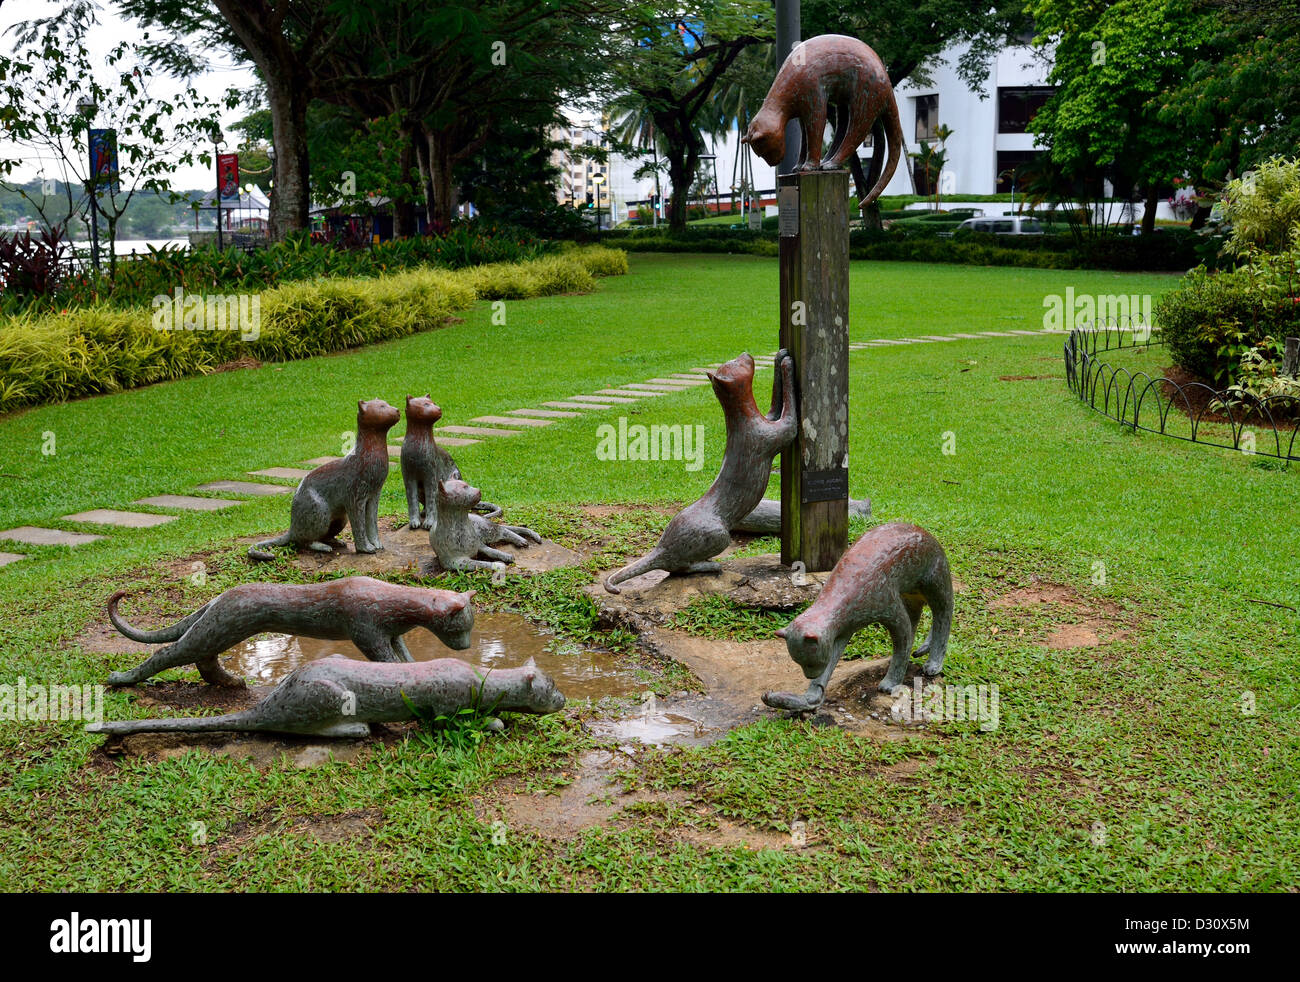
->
<box><xmin>135</xmin><ymin>494</ymin><xmax>242</xmax><ymax>511</ymax></box>
<box><xmin>669</xmin><ymin>373</ymin><xmax>711</xmax><ymax>381</ymax></box>
<box><xmin>0</xmin><ymin>552</ymin><xmax>27</xmax><ymax>568</ymax></box>
<box><xmin>544</xmin><ymin>401</ymin><xmax>608</xmax><ymax>410</ymax></box>
<box><xmin>0</xmin><ymin>526</ymin><xmax>105</xmax><ymax>547</ymax></box>
<box><xmin>623</xmin><ymin>383</ymin><xmax>693</xmax><ymax>392</ymax></box>
<box><xmin>435</xmin><ymin>437</ymin><xmax>481</xmax><ymax>447</ymax></box>
<box><xmin>437</xmin><ymin>425</ymin><xmax>522</xmax><ymax>437</ymax></box>
<box><xmin>690</xmin><ymin>367</ymin><xmax>717</xmax><ymax>373</ymax></box>
<box><xmin>978</xmin><ymin>331</ymin><xmax>1015</xmax><ymax>336</ymax></box>
<box><xmin>196</xmin><ymin>481</ymin><xmax>292</xmax><ymax>496</ymax></box>
<box><xmin>388</xmin><ymin>445</ymin><xmax>403</xmax><ymax>458</ymax></box>
<box><xmin>897</xmin><ymin>337</ymin><xmax>936</xmax><ymax>343</ymax></box>
<box><xmin>472</xmin><ymin>415</ymin><xmax>552</xmax><ymax>427</ymax></box>
<box><xmin>302</xmin><ymin>457</ymin><xmax>342</xmax><ymax>467</ymax></box>
<box><xmin>572</xmin><ymin>394</ymin><xmax>637</xmax><ymax>404</ymax></box>
<box><xmin>950</xmin><ymin>333</ymin><xmax>982</xmax><ymax>339</ymax></box>
<box><xmin>646</xmin><ymin>377</ymin><xmax>708</xmax><ymax>386</ymax></box>
<box><xmin>599</xmin><ymin>388</ymin><xmax>660</xmax><ymax>398</ymax></box>
<box><xmin>249</xmin><ymin>467</ymin><xmax>312</xmax><ymax>480</ymax></box>
<box><xmin>63</xmin><ymin>509</ymin><xmax>178</xmax><ymax>529</ymax></box>
<box><xmin>922</xmin><ymin>335</ymin><xmax>957</xmax><ymax>341</ymax></box>
<box><xmin>510</xmin><ymin>408</ymin><xmax>580</xmax><ymax>419</ymax></box>
<box><xmin>1008</xmin><ymin>329</ymin><xmax>1042</xmax><ymax>335</ymax></box>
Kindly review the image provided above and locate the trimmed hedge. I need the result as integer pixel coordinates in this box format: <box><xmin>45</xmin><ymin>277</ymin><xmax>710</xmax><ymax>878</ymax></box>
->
<box><xmin>0</xmin><ymin>246</ymin><xmax>624</xmax><ymax>412</ymax></box>
<box><xmin>600</xmin><ymin>226</ymin><xmax>1206</xmax><ymax>271</ymax></box>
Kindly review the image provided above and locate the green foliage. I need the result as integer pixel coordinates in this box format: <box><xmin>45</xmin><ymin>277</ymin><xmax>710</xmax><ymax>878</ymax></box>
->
<box><xmin>0</xmin><ymin>247</ymin><xmax>625</xmax><ymax>411</ymax></box>
<box><xmin>1226</xmin><ymin>337</ymin><xmax>1300</xmax><ymax>408</ymax></box>
<box><xmin>401</xmin><ymin>680</ymin><xmax>503</xmax><ymax>752</ymax></box>
<box><xmin>1156</xmin><ymin>253</ymin><xmax>1300</xmax><ymax>384</ymax></box>
<box><xmin>1221</xmin><ymin>157</ymin><xmax>1300</xmax><ymax>257</ymax></box>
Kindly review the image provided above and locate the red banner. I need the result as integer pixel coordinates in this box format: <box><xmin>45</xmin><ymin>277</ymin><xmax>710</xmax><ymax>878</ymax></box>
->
<box><xmin>217</xmin><ymin>153</ymin><xmax>240</xmax><ymax>201</ymax></box>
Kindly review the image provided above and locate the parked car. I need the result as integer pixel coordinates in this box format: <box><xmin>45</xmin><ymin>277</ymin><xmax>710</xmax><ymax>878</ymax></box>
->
<box><xmin>951</xmin><ymin>216</ymin><xmax>1046</xmax><ymax>236</ymax></box>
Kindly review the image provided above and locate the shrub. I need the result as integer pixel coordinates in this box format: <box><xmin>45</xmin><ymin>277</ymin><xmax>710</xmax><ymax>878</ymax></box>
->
<box><xmin>0</xmin><ymin>249</ymin><xmax>626</xmax><ymax>412</ymax></box>
<box><xmin>1220</xmin><ymin>156</ymin><xmax>1300</xmax><ymax>257</ymax></box>
<box><xmin>1156</xmin><ymin>251</ymin><xmax>1300</xmax><ymax>384</ymax></box>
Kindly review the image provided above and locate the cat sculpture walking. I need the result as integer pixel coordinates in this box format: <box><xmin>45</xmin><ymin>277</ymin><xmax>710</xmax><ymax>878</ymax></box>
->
<box><xmin>106</xmin><ymin>577</ymin><xmax>475</xmax><ymax>687</ymax></box>
<box><xmin>763</xmin><ymin>522</ymin><xmax>953</xmax><ymax>712</ymax></box>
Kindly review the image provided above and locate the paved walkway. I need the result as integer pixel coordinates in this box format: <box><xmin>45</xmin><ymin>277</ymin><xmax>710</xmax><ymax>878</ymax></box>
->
<box><xmin>0</xmin><ymin>329</ymin><xmax>1059</xmax><ymax>568</ymax></box>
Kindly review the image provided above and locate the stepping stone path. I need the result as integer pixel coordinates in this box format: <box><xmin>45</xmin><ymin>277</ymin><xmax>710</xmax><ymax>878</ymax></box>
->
<box><xmin>0</xmin><ymin>526</ymin><xmax>105</xmax><ymax>547</ymax></box>
<box><xmin>135</xmin><ymin>495</ymin><xmax>242</xmax><ymax>511</ymax></box>
<box><xmin>197</xmin><ymin>480</ymin><xmax>292</xmax><ymax>496</ymax></box>
<box><xmin>1</xmin><ymin>327</ymin><xmax>1064</xmax><ymax>571</ymax></box>
<box><xmin>63</xmin><ymin>509</ymin><xmax>177</xmax><ymax>529</ymax></box>
<box><xmin>249</xmin><ymin>467</ymin><xmax>313</xmax><ymax>481</ymax></box>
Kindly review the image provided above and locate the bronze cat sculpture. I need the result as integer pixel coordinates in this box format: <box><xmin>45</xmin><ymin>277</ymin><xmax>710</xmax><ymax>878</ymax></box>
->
<box><xmin>249</xmin><ymin>399</ymin><xmax>399</xmax><ymax>560</ymax></box>
<box><xmin>106</xmin><ymin>577</ymin><xmax>475</xmax><ymax>687</ymax></box>
<box><xmin>604</xmin><ymin>350</ymin><xmax>797</xmax><ymax>593</ymax></box>
<box><xmin>400</xmin><ymin>395</ymin><xmax>500</xmax><ymax>531</ymax></box>
<box><xmin>763</xmin><ymin>522</ymin><xmax>953</xmax><ymax>712</ymax></box>
<box><xmin>429</xmin><ymin>479</ymin><xmax>541</xmax><ymax>573</ymax></box>
<box><xmin>742</xmin><ymin>33</ymin><xmax>904</xmax><ymax>208</ymax></box>
<box><xmin>87</xmin><ymin>655</ymin><xmax>565</xmax><ymax>738</ymax></box>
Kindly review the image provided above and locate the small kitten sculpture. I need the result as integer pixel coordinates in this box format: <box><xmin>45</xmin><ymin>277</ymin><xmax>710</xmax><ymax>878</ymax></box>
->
<box><xmin>249</xmin><ymin>399</ymin><xmax>399</xmax><ymax>560</ymax></box>
<box><xmin>429</xmin><ymin>479</ymin><xmax>541</xmax><ymax>573</ymax></box>
<box><xmin>106</xmin><ymin>577</ymin><xmax>476</xmax><ymax>687</ymax></box>
<box><xmin>762</xmin><ymin>522</ymin><xmax>953</xmax><ymax>712</ymax></box>
<box><xmin>399</xmin><ymin>394</ymin><xmax>500</xmax><ymax>531</ymax></box>
<box><xmin>603</xmin><ymin>350</ymin><xmax>796</xmax><ymax>593</ymax></box>
<box><xmin>88</xmin><ymin>655</ymin><xmax>565</xmax><ymax>738</ymax></box>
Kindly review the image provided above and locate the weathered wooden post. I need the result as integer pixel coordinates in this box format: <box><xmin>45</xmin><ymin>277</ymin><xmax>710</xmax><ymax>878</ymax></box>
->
<box><xmin>778</xmin><ymin>169</ymin><xmax>850</xmax><ymax>571</ymax></box>
<box><xmin>1283</xmin><ymin>336</ymin><xmax>1299</xmax><ymax>378</ymax></box>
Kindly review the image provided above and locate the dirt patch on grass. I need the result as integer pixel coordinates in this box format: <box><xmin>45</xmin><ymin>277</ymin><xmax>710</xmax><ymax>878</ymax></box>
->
<box><xmin>475</xmin><ymin>749</ymin><xmax>791</xmax><ymax>851</ymax></box>
<box><xmin>988</xmin><ymin>579</ymin><xmax>1129</xmax><ymax>650</ymax></box>
<box><xmin>580</xmin><ymin>503</ymin><xmax>676</xmax><ymax>521</ymax></box>
<box><xmin>214</xmin><ymin>807</ymin><xmax>383</xmax><ymax>854</ymax></box>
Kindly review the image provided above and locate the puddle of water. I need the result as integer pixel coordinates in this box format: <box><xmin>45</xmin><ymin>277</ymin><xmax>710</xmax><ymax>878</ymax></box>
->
<box><xmin>586</xmin><ymin>711</ymin><xmax>712</xmax><ymax>747</ymax></box>
<box><xmin>226</xmin><ymin>612</ymin><xmax>642</xmax><ymax>701</ymax></box>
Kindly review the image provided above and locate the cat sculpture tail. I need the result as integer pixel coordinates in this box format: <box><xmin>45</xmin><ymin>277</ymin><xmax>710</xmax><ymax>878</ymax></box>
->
<box><xmin>603</xmin><ymin>549</ymin><xmax>669</xmax><ymax>595</ymax></box>
<box><xmin>109</xmin><ymin>591</ymin><xmax>214</xmax><ymax>643</ymax></box>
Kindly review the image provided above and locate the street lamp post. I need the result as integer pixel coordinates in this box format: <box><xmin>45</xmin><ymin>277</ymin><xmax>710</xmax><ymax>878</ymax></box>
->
<box><xmin>592</xmin><ymin>172</ymin><xmax>606</xmax><ymax>232</ymax></box>
<box><xmin>77</xmin><ymin>97</ymin><xmax>99</xmax><ymax>275</ymax></box>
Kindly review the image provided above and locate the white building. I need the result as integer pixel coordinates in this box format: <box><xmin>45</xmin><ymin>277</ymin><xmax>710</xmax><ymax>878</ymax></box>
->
<box><xmin>553</xmin><ymin>40</ymin><xmax>1060</xmax><ymax>219</ymax></box>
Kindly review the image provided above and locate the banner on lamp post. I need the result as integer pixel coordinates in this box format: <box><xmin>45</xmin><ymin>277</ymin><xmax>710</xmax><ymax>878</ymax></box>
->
<box><xmin>89</xmin><ymin>128</ymin><xmax>119</xmax><ymax>195</ymax></box>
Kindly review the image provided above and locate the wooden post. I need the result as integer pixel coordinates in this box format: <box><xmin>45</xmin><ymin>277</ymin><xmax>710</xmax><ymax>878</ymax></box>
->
<box><xmin>1284</xmin><ymin>337</ymin><xmax>1299</xmax><ymax>378</ymax></box>
<box><xmin>779</xmin><ymin>170</ymin><xmax>850</xmax><ymax>571</ymax></box>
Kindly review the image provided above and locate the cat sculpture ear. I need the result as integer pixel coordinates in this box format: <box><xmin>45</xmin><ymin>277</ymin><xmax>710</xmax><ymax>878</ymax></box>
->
<box><xmin>463</xmin><ymin>589</ymin><xmax>477</xmax><ymax>602</ymax></box>
<box><xmin>776</xmin><ymin>627</ymin><xmax>787</xmax><ymax>638</ymax></box>
<box><xmin>740</xmin><ymin>132</ymin><xmax>751</xmax><ymax>144</ymax></box>
<box><xmin>358</xmin><ymin>400</ymin><xmax>365</xmax><ymax>411</ymax></box>
<box><xmin>522</xmin><ymin>656</ymin><xmax>537</xmax><ymax>681</ymax></box>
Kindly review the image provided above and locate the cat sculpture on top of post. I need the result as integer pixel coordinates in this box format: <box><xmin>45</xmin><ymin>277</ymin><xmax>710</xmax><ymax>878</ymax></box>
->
<box><xmin>742</xmin><ymin>33</ymin><xmax>904</xmax><ymax>210</ymax></box>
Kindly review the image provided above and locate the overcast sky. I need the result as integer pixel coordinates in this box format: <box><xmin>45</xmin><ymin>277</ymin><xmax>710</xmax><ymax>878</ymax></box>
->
<box><xmin>0</xmin><ymin>0</ymin><xmax>257</xmax><ymax>189</ymax></box>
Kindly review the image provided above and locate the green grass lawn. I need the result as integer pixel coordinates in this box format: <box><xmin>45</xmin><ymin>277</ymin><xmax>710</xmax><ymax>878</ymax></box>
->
<box><xmin>1</xmin><ymin>253</ymin><xmax>1295</xmax><ymax>891</ymax></box>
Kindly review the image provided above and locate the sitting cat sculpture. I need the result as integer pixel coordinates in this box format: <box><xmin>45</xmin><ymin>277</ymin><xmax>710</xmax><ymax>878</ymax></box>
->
<box><xmin>742</xmin><ymin>34</ymin><xmax>904</xmax><ymax>209</ymax></box>
<box><xmin>762</xmin><ymin>522</ymin><xmax>953</xmax><ymax>712</ymax></box>
<box><xmin>604</xmin><ymin>350</ymin><xmax>796</xmax><ymax>593</ymax></box>
<box><xmin>87</xmin><ymin>655</ymin><xmax>565</xmax><ymax>738</ymax></box>
<box><xmin>106</xmin><ymin>577</ymin><xmax>475</xmax><ymax>687</ymax></box>
<box><xmin>400</xmin><ymin>395</ymin><xmax>500</xmax><ymax>531</ymax></box>
<box><xmin>430</xmin><ymin>479</ymin><xmax>541</xmax><ymax>572</ymax></box>
<box><xmin>249</xmin><ymin>398</ymin><xmax>399</xmax><ymax>560</ymax></box>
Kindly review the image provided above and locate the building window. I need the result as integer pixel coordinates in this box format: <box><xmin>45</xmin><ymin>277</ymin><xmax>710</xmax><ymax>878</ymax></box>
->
<box><xmin>912</xmin><ymin>159</ymin><xmax>935</xmax><ymax>197</ymax></box>
<box><xmin>914</xmin><ymin>94</ymin><xmax>938</xmax><ymax>142</ymax></box>
<box><xmin>995</xmin><ymin>150</ymin><xmax>1042</xmax><ymax>192</ymax></box>
<box><xmin>998</xmin><ymin>87</ymin><xmax>1054</xmax><ymax>133</ymax></box>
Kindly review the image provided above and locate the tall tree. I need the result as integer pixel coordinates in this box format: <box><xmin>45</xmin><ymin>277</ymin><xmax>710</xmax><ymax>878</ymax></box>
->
<box><xmin>607</xmin><ymin>2</ymin><xmax>773</xmax><ymax>232</ymax></box>
<box><xmin>1027</xmin><ymin>0</ymin><xmax>1216</xmax><ymax>234</ymax></box>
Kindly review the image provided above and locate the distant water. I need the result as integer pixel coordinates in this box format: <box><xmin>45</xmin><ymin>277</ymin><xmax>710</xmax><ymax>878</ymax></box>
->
<box><xmin>67</xmin><ymin>237</ymin><xmax>190</xmax><ymax>255</ymax></box>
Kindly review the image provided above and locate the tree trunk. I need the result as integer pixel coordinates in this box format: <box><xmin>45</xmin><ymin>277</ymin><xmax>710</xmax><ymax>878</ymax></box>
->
<box><xmin>1190</xmin><ymin>203</ymin><xmax>1211</xmax><ymax>231</ymax></box>
<box><xmin>1141</xmin><ymin>186</ymin><xmax>1159</xmax><ymax>235</ymax></box>
<box><xmin>393</xmin><ymin>136</ymin><xmax>417</xmax><ymax>238</ymax></box>
<box><xmin>418</xmin><ymin>128</ymin><xmax>458</xmax><ymax>231</ymax></box>
<box><xmin>266</xmin><ymin>71</ymin><xmax>311</xmax><ymax>240</ymax></box>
